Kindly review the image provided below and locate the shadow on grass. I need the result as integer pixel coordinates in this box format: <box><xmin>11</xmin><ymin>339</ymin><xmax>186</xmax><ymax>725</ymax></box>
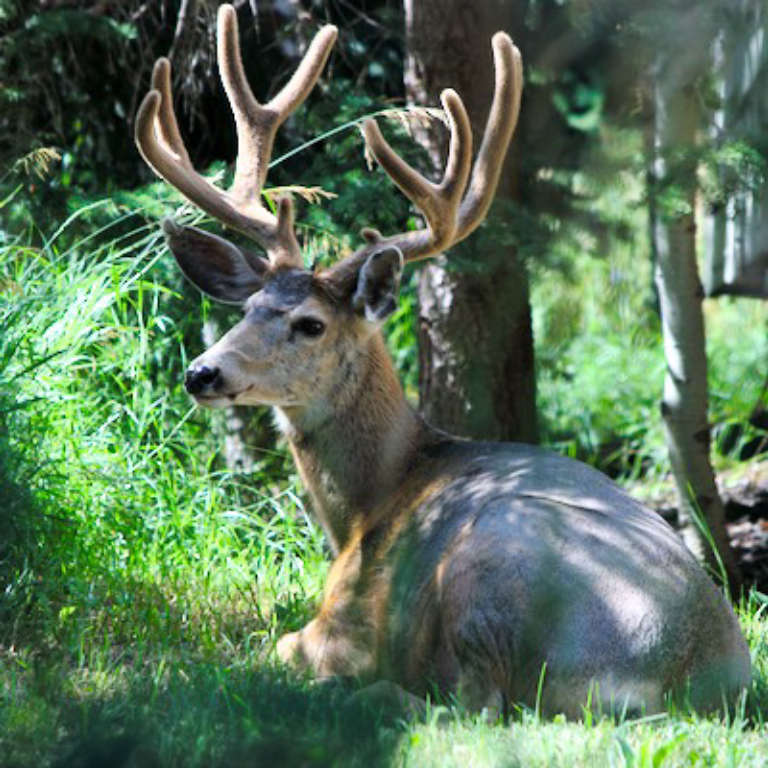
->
<box><xmin>0</xmin><ymin>433</ymin><xmax>35</xmax><ymax>581</ymax></box>
<box><xmin>0</xmin><ymin>392</ymin><xmax>55</xmax><ymax>641</ymax></box>
<box><xmin>3</xmin><ymin>662</ymin><xmax>403</xmax><ymax>768</ymax></box>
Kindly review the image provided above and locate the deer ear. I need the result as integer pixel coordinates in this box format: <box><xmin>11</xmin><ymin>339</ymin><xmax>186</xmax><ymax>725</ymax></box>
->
<box><xmin>352</xmin><ymin>246</ymin><xmax>404</xmax><ymax>322</ymax></box>
<box><xmin>162</xmin><ymin>219</ymin><xmax>269</xmax><ymax>304</ymax></box>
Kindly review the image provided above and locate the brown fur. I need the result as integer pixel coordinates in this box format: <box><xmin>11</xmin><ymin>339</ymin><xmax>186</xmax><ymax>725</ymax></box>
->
<box><xmin>257</xmin><ymin>318</ymin><xmax>748</xmax><ymax>716</ymax></box>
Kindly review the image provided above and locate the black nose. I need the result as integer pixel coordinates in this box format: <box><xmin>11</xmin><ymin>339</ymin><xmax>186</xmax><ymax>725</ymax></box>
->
<box><xmin>185</xmin><ymin>365</ymin><xmax>221</xmax><ymax>395</ymax></box>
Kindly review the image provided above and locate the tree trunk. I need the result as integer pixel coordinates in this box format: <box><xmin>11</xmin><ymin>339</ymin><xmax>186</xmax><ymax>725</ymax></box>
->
<box><xmin>202</xmin><ymin>318</ymin><xmax>257</xmax><ymax>473</ymax></box>
<box><xmin>404</xmin><ymin>0</ymin><xmax>537</xmax><ymax>443</ymax></box>
<box><xmin>649</xmin><ymin>46</ymin><xmax>741</xmax><ymax>593</ymax></box>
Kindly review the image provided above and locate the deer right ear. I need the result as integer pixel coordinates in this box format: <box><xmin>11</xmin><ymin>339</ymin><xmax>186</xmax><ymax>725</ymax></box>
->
<box><xmin>162</xmin><ymin>219</ymin><xmax>269</xmax><ymax>304</ymax></box>
<box><xmin>352</xmin><ymin>246</ymin><xmax>405</xmax><ymax>323</ymax></box>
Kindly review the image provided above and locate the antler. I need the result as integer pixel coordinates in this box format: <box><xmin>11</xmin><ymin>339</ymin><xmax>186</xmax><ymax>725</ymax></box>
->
<box><xmin>135</xmin><ymin>4</ymin><xmax>337</xmax><ymax>267</ymax></box>
<box><xmin>355</xmin><ymin>32</ymin><xmax>522</xmax><ymax>264</ymax></box>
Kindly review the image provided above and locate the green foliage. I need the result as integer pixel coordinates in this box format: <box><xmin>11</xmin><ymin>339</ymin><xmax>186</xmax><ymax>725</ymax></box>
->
<box><xmin>0</xmin><ymin>202</ymin><xmax>327</xmax><ymax>655</ymax></box>
<box><xmin>707</xmin><ymin>298</ymin><xmax>768</xmax><ymax>460</ymax></box>
<box><xmin>0</xmin><ymin>0</ymin><xmax>155</xmax><ymax>232</ymax></box>
<box><xmin>533</xmin><ymin>124</ymin><xmax>768</xmax><ymax>476</ymax></box>
<box><xmin>701</xmin><ymin>140</ymin><xmax>768</xmax><ymax>208</ymax></box>
<box><xmin>2</xmin><ymin>1</ymin><xmax>768</xmax><ymax>760</ymax></box>
<box><xmin>552</xmin><ymin>71</ymin><xmax>605</xmax><ymax>133</ymax></box>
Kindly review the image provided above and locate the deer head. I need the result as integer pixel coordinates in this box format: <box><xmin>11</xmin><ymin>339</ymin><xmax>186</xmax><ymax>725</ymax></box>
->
<box><xmin>135</xmin><ymin>4</ymin><xmax>522</xmax><ymax>414</ymax></box>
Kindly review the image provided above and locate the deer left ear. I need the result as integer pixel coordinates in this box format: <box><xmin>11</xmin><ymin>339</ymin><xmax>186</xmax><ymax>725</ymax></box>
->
<box><xmin>352</xmin><ymin>246</ymin><xmax>404</xmax><ymax>323</ymax></box>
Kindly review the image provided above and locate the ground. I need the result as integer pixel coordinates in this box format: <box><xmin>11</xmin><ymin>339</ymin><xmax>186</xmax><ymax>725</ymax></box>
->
<box><xmin>644</xmin><ymin>459</ymin><xmax>768</xmax><ymax>592</ymax></box>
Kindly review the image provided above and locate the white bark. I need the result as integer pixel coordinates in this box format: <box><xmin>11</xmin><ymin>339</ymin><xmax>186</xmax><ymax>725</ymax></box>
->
<box><xmin>703</xmin><ymin>3</ymin><xmax>768</xmax><ymax>298</ymax></box>
<box><xmin>202</xmin><ymin>319</ymin><xmax>256</xmax><ymax>473</ymax></box>
<box><xmin>651</xmin><ymin>52</ymin><xmax>740</xmax><ymax>591</ymax></box>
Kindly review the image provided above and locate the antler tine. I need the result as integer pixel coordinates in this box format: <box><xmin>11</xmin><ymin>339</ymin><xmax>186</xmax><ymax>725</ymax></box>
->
<box><xmin>151</xmin><ymin>58</ymin><xmax>192</xmax><ymax>168</ymax></box>
<box><xmin>136</xmin><ymin>85</ymin><xmax>255</xmax><ymax>233</ymax></box>
<box><xmin>268</xmin><ymin>26</ymin><xmax>341</xmax><ymax>118</ymax></box>
<box><xmin>351</xmin><ymin>31</ymin><xmax>521</xmax><ymax>265</ymax></box>
<box><xmin>218</xmin><ymin>5</ymin><xmax>337</xmax><ymax>212</ymax></box>
<box><xmin>135</xmin><ymin>3</ymin><xmax>337</xmax><ymax>267</ymax></box>
<box><xmin>360</xmin><ymin>88</ymin><xmax>473</xmax><ymax>261</ymax></box>
<box><xmin>455</xmin><ymin>33</ymin><xmax>522</xmax><ymax>242</ymax></box>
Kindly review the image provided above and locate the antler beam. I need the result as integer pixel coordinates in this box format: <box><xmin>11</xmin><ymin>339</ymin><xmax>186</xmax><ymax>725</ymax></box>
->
<box><xmin>355</xmin><ymin>32</ymin><xmax>522</xmax><ymax>264</ymax></box>
<box><xmin>135</xmin><ymin>4</ymin><xmax>337</xmax><ymax>267</ymax></box>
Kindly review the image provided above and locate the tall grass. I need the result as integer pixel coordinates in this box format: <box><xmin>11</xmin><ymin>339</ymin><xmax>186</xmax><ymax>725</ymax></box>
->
<box><xmin>5</xmin><ymin>205</ymin><xmax>336</xmax><ymax>622</ymax></box>
<box><xmin>0</xmin><ymin>206</ymin><xmax>358</xmax><ymax>765</ymax></box>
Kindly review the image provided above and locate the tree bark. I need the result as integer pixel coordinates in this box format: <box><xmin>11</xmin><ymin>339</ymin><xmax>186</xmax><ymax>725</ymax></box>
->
<box><xmin>202</xmin><ymin>318</ymin><xmax>260</xmax><ymax>473</ymax></box>
<box><xmin>649</xmin><ymin>39</ymin><xmax>741</xmax><ymax>593</ymax></box>
<box><xmin>404</xmin><ymin>0</ymin><xmax>537</xmax><ymax>443</ymax></box>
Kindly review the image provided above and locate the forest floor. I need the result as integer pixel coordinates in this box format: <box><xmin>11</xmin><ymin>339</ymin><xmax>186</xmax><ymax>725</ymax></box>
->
<box><xmin>636</xmin><ymin>458</ymin><xmax>768</xmax><ymax>593</ymax></box>
<box><xmin>723</xmin><ymin>460</ymin><xmax>768</xmax><ymax>592</ymax></box>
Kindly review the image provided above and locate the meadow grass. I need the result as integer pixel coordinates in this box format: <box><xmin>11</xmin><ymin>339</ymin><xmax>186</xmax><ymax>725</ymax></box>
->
<box><xmin>1</xmin><ymin>206</ymin><xmax>767</xmax><ymax>766</ymax></box>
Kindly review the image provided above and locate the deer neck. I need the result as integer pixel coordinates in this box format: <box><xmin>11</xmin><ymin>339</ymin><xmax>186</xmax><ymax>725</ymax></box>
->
<box><xmin>275</xmin><ymin>333</ymin><xmax>422</xmax><ymax>554</ymax></box>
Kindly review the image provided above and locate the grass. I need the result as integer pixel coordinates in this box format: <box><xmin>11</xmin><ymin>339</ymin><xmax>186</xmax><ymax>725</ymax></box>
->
<box><xmin>1</xmin><ymin>203</ymin><xmax>768</xmax><ymax>766</ymax></box>
<box><xmin>2</xmin><ymin>594</ymin><xmax>767</xmax><ymax>766</ymax></box>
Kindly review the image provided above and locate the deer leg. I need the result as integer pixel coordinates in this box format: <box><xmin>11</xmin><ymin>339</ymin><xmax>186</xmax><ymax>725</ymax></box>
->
<box><xmin>276</xmin><ymin>616</ymin><xmax>376</xmax><ymax>680</ymax></box>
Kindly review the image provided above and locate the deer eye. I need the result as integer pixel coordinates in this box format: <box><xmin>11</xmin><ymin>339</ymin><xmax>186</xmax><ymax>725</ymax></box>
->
<box><xmin>291</xmin><ymin>317</ymin><xmax>326</xmax><ymax>338</ymax></box>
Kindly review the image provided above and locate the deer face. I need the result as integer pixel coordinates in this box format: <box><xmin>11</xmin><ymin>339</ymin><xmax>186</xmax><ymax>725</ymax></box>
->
<box><xmin>185</xmin><ymin>270</ymin><xmax>355</xmax><ymax>409</ymax></box>
<box><xmin>168</xmin><ymin>222</ymin><xmax>403</xmax><ymax>409</ymax></box>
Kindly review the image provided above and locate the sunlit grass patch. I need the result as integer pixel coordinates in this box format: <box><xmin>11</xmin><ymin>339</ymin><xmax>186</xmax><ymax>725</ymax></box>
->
<box><xmin>400</xmin><ymin>711</ymin><xmax>768</xmax><ymax>768</ymax></box>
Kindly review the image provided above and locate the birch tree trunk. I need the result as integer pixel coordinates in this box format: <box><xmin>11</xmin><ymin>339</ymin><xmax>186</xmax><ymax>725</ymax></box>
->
<box><xmin>202</xmin><ymin>319</ymin><xmax>256</xmax><ymax>473</ymax></box>
<box><xmin>404</xmin><ymin>0</ymin><xmax>537</xmax><ymax>443</ymax></box>
<box><xmin>650</xmin><ymin>42</ymin><xmax>741</xmax><ymax>592</ymax></box>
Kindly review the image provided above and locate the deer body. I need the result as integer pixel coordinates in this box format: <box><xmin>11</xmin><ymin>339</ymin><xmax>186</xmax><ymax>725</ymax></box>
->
<box><xmin>135</xmin><ymin>4</ymin><xmax>750</xmax><ymax>718</ymax></box>
<box><xmin>268</xmin><ymin>326</ymin><xmax>748</xmax><ymax>717</ymax></box>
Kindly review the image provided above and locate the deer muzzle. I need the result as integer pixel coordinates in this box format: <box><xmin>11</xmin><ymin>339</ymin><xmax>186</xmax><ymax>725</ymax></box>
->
<box><xmin>185</xmin><ymin>364</ymin><xmax>222</xmax><ymax>396</ymax></box>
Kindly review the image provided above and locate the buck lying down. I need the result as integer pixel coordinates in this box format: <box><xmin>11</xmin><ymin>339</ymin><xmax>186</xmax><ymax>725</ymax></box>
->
<box><xmin>277</xmin><ymin>436</ymin><xmax>749</xmax><ymax>718</ymax></box>
<box><xmin>174</xmin><ymin>240</ymin><xmax>750</xmax><ymax>718</ymax></box>
<box><xmin>134</xmin><ymin>4</ymin><xmax>750</xmax><ymax>718</ymax></box>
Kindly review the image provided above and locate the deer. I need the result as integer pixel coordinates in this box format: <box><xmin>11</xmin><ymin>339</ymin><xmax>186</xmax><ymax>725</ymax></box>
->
<box><xmin>135</xmin><ymin>4</ymin><xmax>750</xmax><ymax>719</ymax></box>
